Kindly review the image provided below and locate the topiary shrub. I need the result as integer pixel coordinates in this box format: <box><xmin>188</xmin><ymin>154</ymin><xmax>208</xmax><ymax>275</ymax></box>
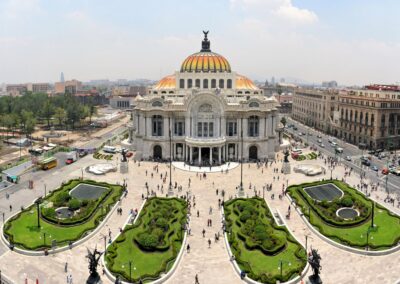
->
<box><xmin>54</xmin><ymin>191</ymin><xmax>70</xmax><ymax>206</ymax></box>
<box><xmin>68</xmin><ymin>198</ymin><xmax>81</xmax><ymax>211</ymax></box>
<box><xmin>42</xmin><ymin>207</ymin><xmax>56</xmax><ymax>218</ymax></box>
<box><xmin>341</xmin><ymin>196</ymin><xmax>354</xmax><ymax>207</ymax></box>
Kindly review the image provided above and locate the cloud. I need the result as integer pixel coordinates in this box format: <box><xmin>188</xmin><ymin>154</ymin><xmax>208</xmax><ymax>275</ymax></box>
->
<box><xmin>230</xmin><ymin>0</ymin><xmax>318</xmax><ymax>24</ymax></box>
<box><xmin>66</xmin><ymin>10</ymin><xmax>87</xmax><ymax>21</ymax></box>
<box><xmin>2</xmin><ymin>0</ymin><xmax>41</xmax><ymax>19</ymax></box>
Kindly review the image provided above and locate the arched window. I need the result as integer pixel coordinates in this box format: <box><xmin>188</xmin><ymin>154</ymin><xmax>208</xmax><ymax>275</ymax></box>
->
<box><xmin>227</xmin><ymin>79</ymin><xmax>232</xmax><ymax>89</ymax></box>
<box><xmin>195</xmin><ymin>79</ymin><xmax>201</xmax><ymax>88</ymax></box>
<box><xmin>179</xmin><ymin>79</ymin><xmax>185</xmax><ymax>89</ymax></box>
<box><xmin>365</xmin><ymin>113</ymin><xmax>369</xmax><ymax>126</ymax></box>
<box><xmin>203</xmin><ymin>79</ymin><xmax>208</xmax><ymax>89</ymax></box>
<box><xmin>359</xmin><ymin>112</ymin><xmax>363</xmax><ymax>124</ymax></box>
<box><xmin>248</xmin><ymin>116</ymin><xmax>259</xmax><ymax>137</ymax></box>
<box><xmin>152</xmin><ymin>101</ymin><xmax>163</xmax><ymax>107</ymax></box>
<box><xmin>187</xmin><ymin>79</ymin><xmax>193</xmax><ymax>88</ymax></box>
<box><xmin>211</xmin><ymin>79</ymin><xmax>216</xmax><ymax>88</ymax></box>
<box><xmin>152</xmin><ymin>115</ymin><xmax>163</xmax><ymax>136</ymax></box>
<box><xmin>249</xmin><ymin>102</ymin><xmax>259</xmax><ymax>108</ymax></box>
<box><xmin>219</xmin><ymin>79</ymin><xmax>224</xmax><ymax>88</ymax></box>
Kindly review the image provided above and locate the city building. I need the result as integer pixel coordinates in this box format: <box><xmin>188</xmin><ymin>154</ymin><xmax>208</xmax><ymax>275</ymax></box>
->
<box><xmin>129</xmin><ymin>32</ymin><xmax>280</xmax><ymax>163</ymax></box>
<box><xmin>6</xmin><ymin>84</ymin><xmax>28</xmax><ymax>96</ymax></box>
<box><xmin>273</xmin><ymin>93</ymin><xmax>293</xmax><ymax>114</ymax></box>
<box><xmin>26</xmin><ymin>83</ymin><xmax>50</xmax><ymax>93</ymax></box>
<box><xmin>110</xmin><ymin>95</ymin><xmax>136</xmax><ymax>109</ymax></box>
<box><xmin>292</xmin><ymin>88</ymin><xmax>338</xmax><ymax>133</ymax></box>
<box><xmin>54</xmin><ymin>79</ymin><xmax>82</xmax><ymax>94</ymax></box>
<box><xmin>322</xmin><ymin>81</ymin><xmax>338</xmax><ymax>88</ymax></box>
<box><xmin>333</xmin><ymin>84</ymin><xmax>400</xmax><ymax>149</ymax></box>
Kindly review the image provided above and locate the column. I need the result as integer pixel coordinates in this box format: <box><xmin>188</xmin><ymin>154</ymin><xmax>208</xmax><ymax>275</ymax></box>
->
<box><xmin>183</xmin><ymin>145</ymin><xmax>186</xmax><ymax>161</ymax></box>
<box><xmin>199</xmin><ymin>147</ymin><xmax>202</xmax><ymax>165</ymax></box>
<box><xmin>173</xmin><ymin>143</ymin><xmax>176</xmax><ymax>160</ymax></box>
<box><xmin>209</xmin><ymin>147</ymin><xmax>212</xmax><ymax>165</ymax></box>
<box><xmin>218</xmin><ymin>146</ymin><xmax>221</xmax><ymax>164</ymax></box>
<box><xmin>190</xmin><ymin>147</ymin><xmax>193</xmax><ymax>163</ymax></box>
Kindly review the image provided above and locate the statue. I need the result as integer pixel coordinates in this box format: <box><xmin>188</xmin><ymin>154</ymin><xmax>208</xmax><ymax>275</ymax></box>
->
<box><xmin>283</xmin><ymin>150</ymin><xmax>289</xmax><ymax>163</ymax></box>
<box><xmin>86</xmin><ymin>247</ymin><xmax>103</xmax><ymax>284</ymax></box>
<box><xmin>203</xmin><ymin>30</ymin><xmax>209</xmax><ymax>40</ymax></box>
<box><xmin>121</xmin><ymin>149</ymin><xmax>127</xmax><ymax>162</ymax></box>
<box><xmin>308</xmin><ymin>248</ymin><xmax>322</xmax><ymax>283</ymax></box>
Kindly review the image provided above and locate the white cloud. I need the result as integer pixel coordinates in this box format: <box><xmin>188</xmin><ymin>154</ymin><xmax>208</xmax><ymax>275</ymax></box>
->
<box><xmin>66</xmin><ymin>10</ymin><xmax>87</xmax><ymax>21</ymax></box>
<box><xmin>230</xmin><ymin>0</ymin><xmax>318</xmax><ymax>24</ymax></box>
<box><xmin>2</xmin><ymin>0</ymin><xmax>41</xmax><ymax>19</ymax></box>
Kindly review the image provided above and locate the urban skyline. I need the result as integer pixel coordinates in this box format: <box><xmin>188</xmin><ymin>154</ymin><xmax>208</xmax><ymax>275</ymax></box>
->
<box><xmin>1</xmin><ymin>0</ymin><xmax>400</xmax><ymax>85</ymax></box>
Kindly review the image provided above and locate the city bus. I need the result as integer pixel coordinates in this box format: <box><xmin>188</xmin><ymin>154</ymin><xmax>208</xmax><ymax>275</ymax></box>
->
<box><xmin>103</xmin><ymin>145</ymin><xmax>117</xmax><ymax>154</ymax></box>
<box><xmin>38</xmin><ymin>157</ymin><xmax>58</xmax><ymax>170</ymax></box>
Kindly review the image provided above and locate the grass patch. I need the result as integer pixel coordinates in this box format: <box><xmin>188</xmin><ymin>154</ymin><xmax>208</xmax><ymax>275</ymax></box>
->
<box><xmin>3</xmin><ymin>179</ymin><xmax>123</xmax><ymax>250</ymax></box>
<box><xmin>288</xmin><ymin>180</ymin><xmax>400</xmax><ymax>250</ymax></box>
<box><xmin>105</xmin><ymin>197</ymin><xmax>187</xmax><ymax>283</ymax></box>
<box><xmin>224</xmin><ymin>198</ymin><xmax>306</xmax><ymax>284</ymax></box>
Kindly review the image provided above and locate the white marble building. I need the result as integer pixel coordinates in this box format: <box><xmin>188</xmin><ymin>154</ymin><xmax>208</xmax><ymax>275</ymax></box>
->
<box><xmin>129</xmin><ymin>32</ymin><xmax>280</xmax><ymax>165</ymax></box>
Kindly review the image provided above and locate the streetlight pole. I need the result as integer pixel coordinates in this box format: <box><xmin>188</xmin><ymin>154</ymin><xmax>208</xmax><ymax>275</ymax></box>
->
<box><xmin>168</xmin><ymin>117</ymin><xmax>173</xmax><ymax>196</ymax></box>
<box><xmin>35</xmin><ymin>197</ymin><xmax>42</xmax><ymax>228</ymax></box>
<box><xmin>238</xmin><ymin>117</ymin><xmax>244</xmax><ymax>197</ymax></box>
<box><xmin>44</xmin><ymin>184</ymin><xmax>47</xmax><ymax>197</ymax></box>
<box><xmin>129</xmin><ymin>260</ymin><xmax>132</xmax><ymax>282</ymax></box>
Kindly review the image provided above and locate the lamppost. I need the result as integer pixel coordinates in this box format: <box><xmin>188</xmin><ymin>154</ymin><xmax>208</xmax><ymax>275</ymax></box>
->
<box><xmin>81</xmin><ymin>168</ymin><xmax>84</xmax><ymax>180</ymax></box>
<box><xmin>330</xmin><ymin>166</ymin><xmax>333</xmax><ymax>180</ymax></box>
<box><xmin>305</xmin><ymin>234</ymin><xmax>313</xmax><ymax>253</ymax></box>
<box><xmin>1</xmin><ymin>212</ymin><xmax>4</xmax><ymax>223</ymax></box>
<box><xmin>279</xmin><ymin>259</ymin><xmax>291</xmax><ymax>279</ymax></box>
<box><xmin>238</xmin><ymin>117</ymin><xmax>244</xmax><ymax>197</ymax></box>
<box><xmin>168</xmin><ymin>117</ymin><xmax>173</xmax><ymax>196</ymax></box>
<box><xmin>44</xmin><ymin>184</ymin><xmax>47</xmax><ymax>197</ymax></box>
<box><xmin>100</xmin><ymin>234</ymin><xmax>107</xmax><ymax>252</ymax></box>
<box><xmin>35</xmin><ymin>197</ymin><xmax>42</xmax><ymax>228</ymax></box>
<box><xmin>121</xmin><ymin>260</ymin><xmax>133</xmax><ymax>283</ymax></box>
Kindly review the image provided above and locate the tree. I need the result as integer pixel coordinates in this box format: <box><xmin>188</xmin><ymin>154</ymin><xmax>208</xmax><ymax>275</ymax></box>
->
<box><xmin>54</xmin><ymin>107</ymin><xmax>67</xmax><ymax>127</ymax></box>
<box><xmin>280</xmin><ymin>116</ymin><xmax>287</xmax><ymax>128</ymax></box>
<box><xmin>25</xmin><ymin>117</ymin><xmax>36</xmax><ymax>138</ymax></box>
<box><xmin>42</xmin><ymin>99</ymin><xmax>54</xmax><ymax>128</ymax></box>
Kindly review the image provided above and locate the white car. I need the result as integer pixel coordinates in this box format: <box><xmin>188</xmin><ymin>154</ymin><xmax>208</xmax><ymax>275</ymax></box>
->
<box><xmin>345</xmin><ymin>156</ymin><xmax>351</xmax><ymax>161</ymax></box>
<box><xmin>331</xmin><ymin>142</ymin><xmax>337</xmax><ymax>147</ymax></box>
<box><xmin>320</xmin><ymin>143</ymin><xmax>325</xmax><ymax>148</ymax></box>
<box><xmin>317</xmin><ymin>139</ymin><xmax>322</xmax><ymax>143</ymax></box>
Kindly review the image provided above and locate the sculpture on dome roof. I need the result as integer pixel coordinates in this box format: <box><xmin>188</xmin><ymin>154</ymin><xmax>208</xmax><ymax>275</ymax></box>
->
<box><xmin>201</xmin><ymin>30</ymin><xmax>211</xmax><ymax>52</ymax></box>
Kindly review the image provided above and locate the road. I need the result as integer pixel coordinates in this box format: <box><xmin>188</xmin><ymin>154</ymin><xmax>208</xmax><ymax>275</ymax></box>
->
<box><xmin>285</xmin><ymin>117</ymin><xmax>400</xmax><ymax>196</ymax></box>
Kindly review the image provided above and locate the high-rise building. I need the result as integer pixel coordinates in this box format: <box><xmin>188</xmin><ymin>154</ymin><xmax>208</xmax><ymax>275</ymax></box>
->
<box><xmin>60</xmin><ymin>72</ymin><xmax>65</xmax><ymax>83</ymax></box>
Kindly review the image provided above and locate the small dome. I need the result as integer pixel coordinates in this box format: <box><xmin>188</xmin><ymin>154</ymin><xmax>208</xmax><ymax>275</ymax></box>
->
<box><xmin>236</xmin><ymin>75</ymin><xmax>258</xmax><ymax>90</ymax></box>
<box><xmin>154</xmin><ymin>75</ymin><xmax>175</xmax><ymax>90</ymax></box>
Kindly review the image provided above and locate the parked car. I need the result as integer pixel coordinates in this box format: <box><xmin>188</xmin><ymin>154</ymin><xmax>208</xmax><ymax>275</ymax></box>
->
<box><xmin>345</xmin><ymin>156</ymin><xmax>351</xmax><ymax>161</ymax></box>
<box><xmin>126</xmin><ymin>151</ymin><xmax>133</xmax><ymax>158</ymax></box>
<box><xmin>382</xmin><ymin>168</ymin><xmax>389</xmax><ymax>175</ymax></box>
<box><xmin>371</xmin><ymin>165</ymin><xmax>378</xmax><ymax>171</ymax></box>
<box><xmin>331</xmin><ymin>142</ymin><xmax>337</xmax><ymax>147</ymax></box>
<box><xmin>79</xmin><ymin>151</ymin><xmax>88</xmax><ymax>158</ymax></box>
<box><xmin>293</xmin><ymin>127</ymin><xmax>298</xmax><ymax>130</ymax></box>
<box><xmin>367</xmin><ymin>150</ymin><xmax>375</xmax><ymax>155</ymax></box>
<box><xmin>320</xmin><ymin>143</ymin><xmax>325</xmax><ymax>148</ymax></box>
<box><xmin>317</xmin><ymin>134</ymin><xmax>322</xmax><ymax>138</ymax></box>
<box><xmin>317</xmin><ymin>139</ymin><xmax>322</xmax><ymax>143</ymax></box>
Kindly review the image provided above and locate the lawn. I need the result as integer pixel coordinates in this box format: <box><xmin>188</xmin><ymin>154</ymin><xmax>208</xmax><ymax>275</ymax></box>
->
<box><xmin>105</xmin><ymin>197</ymin><xmax>187</xmax><ymax>283</ymax></box>
<box><xmin>288</xmin><ymin>180</ymin><xmax>400</xmax><ymax>250</ymax></box>
<box><xmin>3</xmin><ymin>179</ymin><xmax>123</xmax><ymax>250</ymax></box>
<box><xmin>224</xmin><ymin>198</ymin><xmax>306</xmax><ymax>284</ymax></box>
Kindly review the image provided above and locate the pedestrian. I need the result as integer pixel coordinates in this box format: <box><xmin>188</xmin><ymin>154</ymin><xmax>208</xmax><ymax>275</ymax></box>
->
<box><xmin>195</xmin><ymin>274</ymin><xmax>200</xmax><ymax>284</ymax></box>
<box><xmin>197</xmin><ymin>210</ymin><xmax>199</xmax><ymax>217</ymax></box>
<box><xmin>208</xmin><ymin>239</ymin><xmax>211</xmax><ymax>248</ymax></box>
<box><xmin>202</xmin><ymin>228</ymin><xmax>206</xmax><ymax>237</ymax></box>
<box><xmin>187</xmin><ymin>243</ymin><xmax>191</xmax><ymax>253</ymax></box>
<box><xmin>9</xmin><ymin>205</ymin><xmax>12</xmax><ymax>211</ymax></box>
<box><xmin>64</xmin><ymin>261</ymin><xmax>68</xmax><ymax>272</ymax></box>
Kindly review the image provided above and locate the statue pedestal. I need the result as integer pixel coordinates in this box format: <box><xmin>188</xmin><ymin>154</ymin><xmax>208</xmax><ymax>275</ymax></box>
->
<box><xmin>167</xmin><ymin>185</ymin><xmax>174</xmax><ymax>197</ymax></box>
<box><xmin>307</xmin><ymin>275</ymin><xmax>322</xmax><ymax>284</ymax></box>
<box><xmin>87</xmin><ymin>274</ymin><xmax>102</xmax><ymax>284</ymax></box>
<box><xmin>237</xmin><ymin>186</ymin><xmax>245</xmax><ymax>197</ymax></box>
<box><xmin>282</xmin><ymin>162</ymin><xmax>291</xmax><ymax>175</ymax></box>
<box><xmin>120</xmin><ymin>161</ymin><xmax>128</xmax><ymax>174</ymax></box>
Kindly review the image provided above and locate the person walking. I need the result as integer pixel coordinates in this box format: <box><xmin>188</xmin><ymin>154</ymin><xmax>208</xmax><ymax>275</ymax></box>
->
<box><xmin>208</xmin><ymin>239</ymin><xmax>211</xmax><ymax>248</ymax></box>
<box><xmin>187</xmin><ymin>243</ymin><xmax>191</xmax><ymax>253</ymax></box>
<box><xmin>64</xmin><ymin>262</ymin><xmax>68</xmax><ymax>272</ymax></box>
<box><xmin>202</xmin><ymin>228</ymin><xmax>206</xmax><ymax>237</ymax></box>
<box><xmin>195</xmin><ymin>274</ymin><xmax>200</xmax><ymax>284</ymax></box>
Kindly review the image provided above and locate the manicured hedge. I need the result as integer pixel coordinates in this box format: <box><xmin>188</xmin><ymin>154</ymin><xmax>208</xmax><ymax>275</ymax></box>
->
<box><xmin>105</xmin><ymin>197</ymin><xmax>187</xmax><ymax>283</ymax></box>
<box><xmin>224</xmin><ymin>198</ymin><xmax>306</xmax><ymax>284</ymax></box>
<box><xmin>288</xmin><ymin>180</ymin><xmax>400</xmax><ymax>250</ymax></box>
<box><xmin>3</xmin><ymin>179</ymin><xmax>124</xmax><ymax>250</ymax></box>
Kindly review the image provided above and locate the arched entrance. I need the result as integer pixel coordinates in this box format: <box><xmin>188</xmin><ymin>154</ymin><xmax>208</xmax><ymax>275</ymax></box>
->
<box><xmin>153</xmin><ymin>145</ymin><xmax>162</xmax><ymax>160</ymax></box>
<box><xmin>249</xmin><ymin>145</ymin><xmax>258</xmax><ymax>161</ymax></box>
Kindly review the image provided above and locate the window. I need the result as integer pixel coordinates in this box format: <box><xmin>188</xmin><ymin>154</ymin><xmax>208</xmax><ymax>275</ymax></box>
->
<box><xmin>203</xmin><ymin>79</ymin><xmax>208</xmax><ymax>89</ymax></box>
<box><xmin>174</xmin><ymin>120</ymin><xmax>185</xmax><ymax>136</ymax></box>
<box><xmin>152</xmin><ymin>115</ymin><xmax>163</xmax><ymax>136</ymax></box>
<box><xmin>197</xmin><ymin>122</ymin><xmax>214</xmax><ymax>137</ymax></box>
<box><xmin>197</xmin><ymin>122</ymin><xmax>202</xmax><ymax>137</ymax></box>
<box><xmin>195</xmin><ymin>79</ymin><xmax>200</xmax><ymax>88</ymax></box>
<box><xmin>152</xmin><ymin>101</ymin><xmax>163</xmax><ymax>107</ymax></box>
<box><xmin>227</xmin><ymin>121</ymin><xmax>237</xmax><ymax>136</ymax></box>
<box><xmin>249</xmin><ymin>102</ymin><xmax>259</xmax><ymax>108</ymax></box>
<box><xmin>219</xmin><ymin>79</ymin><xmax>224</xmax><ymax>88</ymax></box>
<box><xmin>179</xmin><ymin>79</ymin><xmax>185</xmax><ymax>89</ymax></box>
<box><xmin>187</xmin><ymin>79</ymin><xmax>193</xmax><ymax>88</ymax></box>
<box><xmin>248</xmin><ymin>116</ymin><xmax>259</xmax><ymax>137</ymax></box>
<box><xmin>227</xmin><ymin>79</ymin><xmax>232</xmax><ymax>89</ymax></box>
<box><xmin>211</xmin><ymin>79</ymin><xmax>216</xmax><ymax>88</ymax></box>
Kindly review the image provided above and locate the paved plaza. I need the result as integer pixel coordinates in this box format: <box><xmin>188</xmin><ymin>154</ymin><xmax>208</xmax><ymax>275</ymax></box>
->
<box><xmin>0</xmin><ymin>151</ymin><xmax>399</xmax><ymax>284</ymax></box>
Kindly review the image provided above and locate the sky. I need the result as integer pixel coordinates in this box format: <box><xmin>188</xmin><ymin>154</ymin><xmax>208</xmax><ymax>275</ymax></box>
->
<box><xmin>1</xmin><ymin>0</ymin><xmax>400</xmax><ymax>86</ymax></box>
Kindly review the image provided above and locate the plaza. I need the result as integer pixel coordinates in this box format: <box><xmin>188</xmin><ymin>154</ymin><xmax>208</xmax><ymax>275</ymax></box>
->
<box><xmin>0</xmin><ymin>147</ymin><xmax>399</xmax><ymax>283</ymax></box>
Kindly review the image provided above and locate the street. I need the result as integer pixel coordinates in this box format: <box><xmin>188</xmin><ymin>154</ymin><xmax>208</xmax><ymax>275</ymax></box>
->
<box><xmin>285</xmin><ymin>117</ymin><xmax>400</xmax><ymax>197</ymax></box>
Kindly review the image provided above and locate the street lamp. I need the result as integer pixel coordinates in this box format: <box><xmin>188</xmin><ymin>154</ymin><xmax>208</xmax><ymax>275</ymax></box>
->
<box><xmin>238</xmin><ymin>117</ymin><xmax>244</xmax><ymax>197</ymax></box>
<box><xmin>100</xmin><ymin>234</ymin><xmax>107</xmax><ymax>252</ymax></box>
<box><xmin>279</xmin><ymin>259</ymin><xmax>291</xmax><ymax>279</ymax></box>
<box><xmin>168</xmin><ymin>117</ymin><xmax>173</xmax><ymax>196</ymax></box>
<box><xmin>121</xmin><ymin>260</ymin><xmax>134</xmax><ymax>282</ymax></box>
<box><xmin>44</xmin><ymin>184</ymin><xmax>47</xmax><ymax>197</ymax></box>
<box><xmin>35</xmin><ymin>197</ymin><xmax>43</xmax><ymax>228</ymax></box>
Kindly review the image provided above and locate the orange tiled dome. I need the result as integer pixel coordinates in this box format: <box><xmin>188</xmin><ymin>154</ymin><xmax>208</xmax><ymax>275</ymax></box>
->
<box><xmin>236</xmin><ymin>74</ymin><xmax>258</xmax><ymax>90</ymax></box>
<box><xmin>154</xmin><ymin>75</ymin><xmax>176</xmax><ymax>90</ymax></box>
<box><xmin>180</xmin><ymin>52</ymin><xmax>231</xmax><ymax>73</ymax></box>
